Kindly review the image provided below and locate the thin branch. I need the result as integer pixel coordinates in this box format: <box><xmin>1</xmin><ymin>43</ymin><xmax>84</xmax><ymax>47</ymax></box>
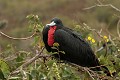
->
<box><xmin>0</xmin><ymin>31</ymin><xmax>36</xmax><ymax>40</ymax></box>
<box><xmin>83</xmin><ymin>68</ymin><xmax>95</xmax><ymax>80</ymax></box>
<box><xmin>10</xmin><ymin>47</ymin><xmax>50</xmax><ymax>75</ymax></box>
<box><xmin>21</xmin><ymin>47</ymin><xmax>45</xmax><ymax>68</ymax></box>
<box><xmin>83</xmin><ymin>3</ymin><xmax>120</xmax><ymax>13</ymax></box>
<box><xmin>117</xmin><ymin>19</ymin><xmax>120</xmax><ymax>37</ymax></box>
<box><xmin>97</xmin><ymin>0</ymin><xmax>102</xmax><ymax>5</ymax></box>
<box><xmin>4</xmin><ymin>55</ymin><xmax>17</xmax><ymax>61</ymax></box>
<box><xmin>83</xmin><ymin>23</ymin><xmax>103</xmax><ymax>39</ymax></box>
<box><xmin>83</xmin><ymin>0</ymin><xmax>120</xmax><ymax>40</ymax></box>
<box><xmin>105</xmin><ymin>27</ymin><xmax>120</xmax><ymax>41</ymax></box>
<box><xmin>83</xmin><ymin>23</ymin><xmax>109</xmax><ymax>56</ymax></box>
<box><xmin>69</xmin><ymin>63</ymin><xmax>101</xmax><ymax>79</ymax></box>
<box><xmin>83</xmin><ymin>5</ymin><xmax>97</xmax><ymax>10</ymax></box>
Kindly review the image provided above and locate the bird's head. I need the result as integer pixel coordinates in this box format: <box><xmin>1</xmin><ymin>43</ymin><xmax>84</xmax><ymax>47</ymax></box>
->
<box><xmin>46</xmin><ymin>18</ymin><xmax>63</xmax><ymax>27</ymax></box>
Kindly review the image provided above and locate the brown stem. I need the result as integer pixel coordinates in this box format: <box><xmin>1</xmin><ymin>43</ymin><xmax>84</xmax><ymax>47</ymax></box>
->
<box><xmin>0</xmin><ymin>31</ymin><xmax>36</xmax><ymax>40</ymax></box>
<box><xmin>10</xmin><ymin>47</ymin><xmax>50</xmax><ymax>75</ymax></box>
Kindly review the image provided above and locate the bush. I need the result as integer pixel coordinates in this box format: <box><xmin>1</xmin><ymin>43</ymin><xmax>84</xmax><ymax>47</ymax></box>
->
<box><xmin>0</xmin><ymin>14</ymin><xmax>120</xmax><ymax>80</ymax></box>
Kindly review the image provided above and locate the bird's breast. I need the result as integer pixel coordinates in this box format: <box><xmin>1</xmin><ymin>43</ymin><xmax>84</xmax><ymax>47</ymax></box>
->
<box><xmin>47</xmin><ymin>26</ymin><xmax>57</xmax><ymax>46</ymax></box>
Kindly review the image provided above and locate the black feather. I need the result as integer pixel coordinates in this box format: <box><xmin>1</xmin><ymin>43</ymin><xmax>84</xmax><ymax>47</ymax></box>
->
<box><xmin>42</xmin><ymin>18</ymin><xmax>111</xmax><ymax>76</ymax></box>
<box><xmin>54</xmin><ymin>28</ymin><xmax>100</xmax><ymax>67</ymax></box>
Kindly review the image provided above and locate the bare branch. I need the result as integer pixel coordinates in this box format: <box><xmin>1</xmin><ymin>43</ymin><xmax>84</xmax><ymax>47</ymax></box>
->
<box><xmin>10</xmin><ymin>47</ymin><xmax>50</xmax><ymax>75</ymax></box>
<box><xmin>97</xmin><ymin>0</ymin><xmax>102</xmax><ymax>5</ymax></box>
<box><xmin>117</xmin><ymin>19</ymin><xmax>120</xmax><ymax>37</ymax></box>
<box><xmin>0</xmin><ymin>31</ymin><xmax>36</xmax><ymax>40</ymax></box>
<box><xmin>83</xmin><ymin>23</ymin><xmax>103</xmax><ymax>39</ymax></box>
<box><xmin>83</xmin><ymin>23</ymin><xmax>109</xmax><ymax>56</ymax></box>
<box><xmin>69</xmin><ymin>63</ymin><xmax>101</xmax><ymax>79</ymax></box>
<box><xmin>83</xmin><ymin>5</ymin><xmax>97</xmax><ymax>10</ymax></box>
<box><xmin>83</xmin><ymin>3</ymin><xmax>120</xmax><ymax>13</ymax></box>
<box><xmin>83</xmin><ymin>68</ymin><xmax>95</xmax><ymax>80</ymax></box>
<box><xmin>4</xmin><ymin>55</ymin><xmax>17</xmax><ymax>61</ymax></box>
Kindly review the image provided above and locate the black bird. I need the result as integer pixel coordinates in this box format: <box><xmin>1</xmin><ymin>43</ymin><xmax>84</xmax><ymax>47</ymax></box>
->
<box><xmin>42</xmin><ymin>18</ymin><xmax>111</xmax><ymax>76</ymax></box>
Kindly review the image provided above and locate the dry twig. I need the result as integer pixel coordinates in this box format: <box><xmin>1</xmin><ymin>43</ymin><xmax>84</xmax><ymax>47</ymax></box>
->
<box><xmin>83</xmin><ymin>68</ymin><xmax>96</xmax><ymax>80</ymax></box>
<box><xmin>83</xmin><ymin>23</ymin><xmax>109</xmax><ymax>56</ymax></box>
<box><xmin>10</xmin><ymin>47</ymin><xmax>50</xmax><ymax>75</ymax></box>
<box><xmin>83</xmin><ymin>3</ymin><xmax>120</xmax><ymax>13</ymax></box>
<box><xmin>117</xmin><ymin>19</ymin><xmax>120</xmax><ymax>37</ymax></box>
<box><xmin>0</xmin><ymin>31</ymin><xmax>36</xmax><ymax>40</ymax></box>
<box><xmin>69</xmin><ymin>63</ymin><xmax>101</xmax><ymax>79</ymax></box>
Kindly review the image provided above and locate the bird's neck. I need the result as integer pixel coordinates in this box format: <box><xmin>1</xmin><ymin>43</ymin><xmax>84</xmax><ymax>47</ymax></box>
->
<box><xmin>48</xmin><ymin>26</ymin><xmax>57</xmax><ymax>46</ymax></box>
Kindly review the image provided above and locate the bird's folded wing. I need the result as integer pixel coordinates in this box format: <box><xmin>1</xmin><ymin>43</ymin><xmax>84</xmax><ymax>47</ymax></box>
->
<box><xmin>54</xmin><ymin>29</ymin><xmax>100</xmax><ymax>67</ymax></box>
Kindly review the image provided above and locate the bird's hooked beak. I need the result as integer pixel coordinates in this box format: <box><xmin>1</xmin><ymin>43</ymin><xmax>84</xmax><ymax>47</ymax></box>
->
<box><xmin>46</xmin><ymin>21</ymin><xmax>56</xmax><ymax>26</ymax></box>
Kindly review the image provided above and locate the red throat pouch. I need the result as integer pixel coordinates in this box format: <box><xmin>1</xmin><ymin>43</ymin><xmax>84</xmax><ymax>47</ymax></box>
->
<box><xmin>48</xmin><ymin>26</ymin><xmax>57</xmax><ymax>46</ymax></box>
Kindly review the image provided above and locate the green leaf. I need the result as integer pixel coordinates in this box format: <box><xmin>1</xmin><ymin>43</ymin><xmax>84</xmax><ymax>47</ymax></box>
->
<box><xmin>51</xmin><ymin>47</ymin><xmax>58</xmax><ymax>50</ymax></box>
<box><xmin>0</xmin><ymin>20</ymin><xmax>7</xmax><ymax>29</ymax></box>
<box><xmin>59</xmin><ymin>51</ymin><xmax>65</xmax><ymax>54</ymax></box>
<box><xmin>0</xmin><ymin>69</ymin><xmax>5</xmax><ymax>80</ymax></box>
<box><xmin>31</xmin><ymin>69</ymin><xmax>39</xmax><ymax>79</ymax></box>
<box><xmin>37</xmin><ymin>24</ymin><xmax>43</xmax><ymax>32</ymax></box>
<box><xmin>0</xmin><ymin>59</ymin><xmax>10</xmax><ymax>79</ymax></box>
<box><xmin>34</xmin><ymin>36</ymin><xmax>39</xmax><ymax>43</ymax></box>
<box><xmin>46</xmin><ymin>59</ymin><xmax>56</xmax><ymax>67</ymax></box>
<box><xmin>28</xmin><ymin>24</ymin><xmax>34</xmax><ymax>32</ymax></box>
<box><xmin>16</xmin><ymin>55</ymin><xmax>24</xmax><ymax>67</ymax></box>
<box><xmin>39</xmin><ymin>73</ymin><xmax>47</xmax><ymax>80</ymax></box>
<box><xmin>26</xmin><ymin>14</ymin><xmax>34</xmax><ymax>19</ymax></box>
<box><xmin>32</xmin><ymin>36</ymin><xmax>40</xmax><ymax>46</ymax></box>
<box><xmin>53</xmin><ymin>43</ymin><xmax>59</xmax><ymax>47</ymax></box>
<box><xmin>99</xmin><ymin>55</ymin><xmax>106</xmax><ymax>64</ymax></box>
<box><xmin>118</xmin><ymin>72</ymin><xmax>120</xmax><ymax>77</ymax></box>
<box><xmin>27</xmin><ymin>73</ymin><xmax>33</xmax><ymax>80</ymax></box>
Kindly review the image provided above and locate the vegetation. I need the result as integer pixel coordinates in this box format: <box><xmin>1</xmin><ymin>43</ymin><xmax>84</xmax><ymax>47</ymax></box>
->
<box><xmin>0</xmin><ymin>0</ymin><xmax>120</xmax><ymax>80</ymax></box>
<box><xmin>0</xmin><ymin>14</ymin><xmax>120</xmax><ymax>80</ymax></box>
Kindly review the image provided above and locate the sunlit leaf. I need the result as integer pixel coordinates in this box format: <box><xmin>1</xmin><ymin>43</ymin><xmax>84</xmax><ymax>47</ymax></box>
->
<box><xmin>26</xmin><ymin>14</ymin><xmax>34</xmax><ymax>20</ymax></box>
<box><xmin>118</xmin><ymin>72</ymin><xmax>120</xmax><ymax>77</ymax></box>
<box><xmin>53</xmin><ymin>43</ymin><xmax>59</xmax><ymax>47</ymax></box>
<box><xmin>0</xmin><ymin>59</ymin><xmax>10</xmax><ymax>79</ymax></box>
<box><xmin>51</xmin><ymin>46</ymin><xmax>57</xmax><ymax>49</ymax></box>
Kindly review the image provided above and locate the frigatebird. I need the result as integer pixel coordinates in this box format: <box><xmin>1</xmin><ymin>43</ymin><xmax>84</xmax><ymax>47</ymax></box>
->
<box><xmin>42</xmin><ymin>18</ymin><xmax>111</xmax><ymax>76</ymax></box>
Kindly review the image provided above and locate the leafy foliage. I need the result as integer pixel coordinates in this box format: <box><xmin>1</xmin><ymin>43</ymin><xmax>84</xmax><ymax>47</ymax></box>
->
<box><xmin>0</xmin><ymin>14</ymin><xmax>120</xmax><ymax>80</ymax></box>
